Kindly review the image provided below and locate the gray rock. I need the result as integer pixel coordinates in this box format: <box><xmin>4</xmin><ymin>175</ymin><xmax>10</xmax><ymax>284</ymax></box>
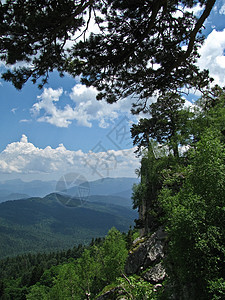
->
<box><xmin>125</xmin><ymin>227</ymin><xmax>166</xmax><ymax>275</ymax></box>
<box><xmin>142</xmin><ymin>262</ymin><xmax>166</xmax><ymax>283</ymax></box>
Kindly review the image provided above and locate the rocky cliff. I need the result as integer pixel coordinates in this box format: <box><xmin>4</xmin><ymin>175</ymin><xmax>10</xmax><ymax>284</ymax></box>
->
<box><xmin>96</xmin><ymin>227</ymin><xmax>167</xmax><ymax>299</ymax></box>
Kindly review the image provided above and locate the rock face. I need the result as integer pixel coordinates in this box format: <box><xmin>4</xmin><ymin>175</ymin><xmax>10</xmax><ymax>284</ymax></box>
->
<box><xmin>125</xmin><ymin>226</ymin><xmax>167</xmax><ymax>284</ymax></box>
<box><xmin>142</xmin><ymin>262</ymin><xmax>166</xmax><ymax>283</ymax></box>
<box><xmin>96</xmin><ymin>227</ymin><xmax>167</xmax><ymax>300</ymax></box>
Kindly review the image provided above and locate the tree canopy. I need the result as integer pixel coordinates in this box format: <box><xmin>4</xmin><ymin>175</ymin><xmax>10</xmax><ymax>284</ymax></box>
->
<box><xmin>0</xmin><ymin>0</ymin><xmax>216</xmax><ymax>111</ymax></box>
<box><xmin>131</xmin><ymin>92</ymin><xmax>191</xmax><ymax>156</ymax></box>
<box><xmin>132</xmin><ymin>86</ymin><xmax>225</xmax><ymax>298</ymax></box>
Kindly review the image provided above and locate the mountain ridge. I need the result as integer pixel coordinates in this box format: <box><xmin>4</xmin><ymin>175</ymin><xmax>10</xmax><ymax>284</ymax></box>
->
<box><xmin>0</xmin><ymin>192</ymin><xmax>137</xmax><ymax>259</ymax></box>
<box><xmin>0</xmin><ymin>176</ymin><xmax>138</xmax><ymax>203</ymax></box>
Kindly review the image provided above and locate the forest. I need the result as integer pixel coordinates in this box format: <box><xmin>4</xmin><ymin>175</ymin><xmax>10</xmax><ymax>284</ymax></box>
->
<box><xmin>0</xmin><ymin>0</ymin><xmax>224</xmax><ymax>299</ymax></box>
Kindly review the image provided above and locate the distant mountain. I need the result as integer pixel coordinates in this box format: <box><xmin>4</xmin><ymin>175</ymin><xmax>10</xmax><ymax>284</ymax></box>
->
<box><xmin>0</xmin><ymin>177</ymin><xmax>139</xmax><ymax>203</ymax></box>
<box><xmin>111</xmin><ymin>189</ymin><xmax>134</xmax><ymax>200</ymax></box>
<box><xmin>0</xmin><ymin>193</ymin><xmax>137</xmax><ymax>259</ymax></box>
<box><xmin>88</xmin><ymin>195</ymin><xmax>133</xmax><ymax>208</ymax></box>
<box><xmin>0</xmin><ymin>179</ymin><xmax>57</xmax><ymax>198</ymax></box>
<box><xmin>88</xmin><ymin>177</ymin><xmax>138</xmax><ymax>196</ymax></box>
<box><xmin>0</xmin><ymin>192</ymin><xmax>30</xmax><ymax>203</ymax></box>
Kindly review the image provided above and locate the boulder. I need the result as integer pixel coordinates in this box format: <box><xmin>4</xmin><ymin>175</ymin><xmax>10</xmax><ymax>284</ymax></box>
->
<box><xmin>125</xmin><ymin>227</ymin><xmax>166</xmax><ymax>275</ymax></box>
<box><xmin>142</xmin><ymin>262</ymin><xmax>166</xmax><ymax>283</ymax></box>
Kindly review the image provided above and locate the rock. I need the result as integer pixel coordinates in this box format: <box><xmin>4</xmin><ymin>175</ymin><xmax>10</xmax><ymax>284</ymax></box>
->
<box><xmin>125</xmin><ymin>227</ymin><xmax>166</xmax><ymax>275</ymax></box>
<box><xmin>142</xmin><ymin>262</ymin><xmax>166</xmax><ymax>283</ymax></box>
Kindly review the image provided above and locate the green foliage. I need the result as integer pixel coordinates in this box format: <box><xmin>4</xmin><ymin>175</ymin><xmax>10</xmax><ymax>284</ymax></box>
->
<box><xmin>0</xmin><ymin>228</ymin><xmax>129</xmax><ymax>299</ymax></box>
<box><xmin>23</xmin><ymin>228</ymin><xmax>128</xmax><ymax>300</ymax></box>
<box><xmin>208</xmin><ymin>278</ymin><xmax>225</xmax><ymax>300</ymax></box>
<box><xmin>131</xmin><ymin>86</ymin><xmax>225</xmax><ymax>298</ymax></box>
<box><xmin>115</xmin><ymin>275</ymin><xmax>162</xmax><ymax>299</ymax></box>
<box><xmin>0</xmin><ymin>245</ymin><xmax>85</xmax><ymax>300</ymax></box>
<box><xmin>160</xmin><ymin>129</ymin><xmax>225</xmax><ymax>299</ymax></box>
<box><xmin>99</xmin><ymin>228</ymin><xmax>128</xmax><ymax>284</ymax></box>
<box><xmin>131</xmin><ymin>92</ymin><xmax>191</xmax><ymax>156</ymax></box>
<box><xmin>48</xmin><ymin>261</ymin><xmax>82</xmax><ymax>300</ymax></box>
<box><xmin>132</xmin><ymin>182</ymin><xmax>147</xmax><ymax>210</ymax></box>
<box><xmin>26</xmin><ymin>284</ymin><xmax>49</xmax><ymax>300</ymax></box>
<box><xmin>132</xmin><ymin>144</ymin><xmax>183</xmax><ymax>232</ymax></box>
<box><xmin>191</xmin><ymin>85</ymin><xmax>225</xmax><ymax>143</ymax></box>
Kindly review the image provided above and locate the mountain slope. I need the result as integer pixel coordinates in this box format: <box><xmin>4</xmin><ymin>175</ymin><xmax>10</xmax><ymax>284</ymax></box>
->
<box><xmin>0</xmin><ymin>193</ymin><xmax>137</xmax><ymax>259</ymax></box>
<box><xmin>88</xmin><ymin>195</ymin><xmax>132</xmax><ymax>208</ymax></box>
<box><xmin>88</xmin><ymin>177</ymin><xmax>138</xmax><ymax>196</ymax></box>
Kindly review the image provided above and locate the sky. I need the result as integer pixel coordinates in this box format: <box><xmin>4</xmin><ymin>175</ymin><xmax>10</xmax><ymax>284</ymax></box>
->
<box><xmin>0</xmin><ymin>0</ymin><xmax>225</xmax><ymax>183</ymax></box>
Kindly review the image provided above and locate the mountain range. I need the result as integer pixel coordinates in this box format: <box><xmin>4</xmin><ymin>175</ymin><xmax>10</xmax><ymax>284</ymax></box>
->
<box><xmin>0</xmin><ymin>177</ymin><xmax>139</xmax><ymax>259</ymax></box>
<box><xmin>0</xmin><ymin>177</ymin><xmax>138</xmax><ymax>205</ymax></box>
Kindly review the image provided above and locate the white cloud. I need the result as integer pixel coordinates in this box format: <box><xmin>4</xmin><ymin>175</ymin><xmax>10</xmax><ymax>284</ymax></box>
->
<box><xmin>31</xmin><ymin>85</ymin><xmax>136</xmax><ymax>128</ymax></box>
<box><xmin>0</xmin><ymin>135</ymin><xmax>139</xmax><ymax>180</ymax></box>
<box><xmin>20</xmin><ymin>119</ymin><xmax>32</xmax><ymax>123</ymax></box>
<box><xmin>186</xmin><ymin>3</ymin><xmax>205</xmax><ymax>16</ymax></box>
<box><xmin>197</xmin><ymin>29</ymin><xmax>225</xmax><ymax>86</ymax></box>
<box><xmin>219</xmin><ymin>4</ymin><xmax>225</xmax><ymax>14</ymax></box>
<box><xmin>31</xmin><ymin>87</ymin><xmax>75</xmax><ymax>128</ymax></box>
<box><xmin>174</xmin><ymin>3</ymin><xmax>205</xmax><ymax>18</ymax></box>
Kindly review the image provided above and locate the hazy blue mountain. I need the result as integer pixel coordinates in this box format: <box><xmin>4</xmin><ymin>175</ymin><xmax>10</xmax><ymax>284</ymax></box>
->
<box><xmin>88</xmin><ymin>195</ymin><xmax>133</xmax><ymax>208</ymax></box>
<box><xmin>0</xmin><ymin>177</ymin><xmax>138</xmax><ymax>203</ymax></box>
<box><xmin>88</xmin><ymin>177</ymin><xmax>138</xmax><ymax>196</ymax></box>
<box><xmin>111</xmin><ymin>189</ymin><xmax>134</xmax><ymax>200</ymax></box>
<box><xmin>61</xmin><ymin>177</ymin><xmax>139</xmax><ymax>208</ymax></box>
<box><xmin>0</xmin><ymin>189</ymin><xmax>11</xmax><ymax>196</ymax></box>
<box><xmin>0</xmin><ymin>193</ymin><xmax>30</xmax><ymax>203</ymax></box>
<box><xmin>0</xmin><ymin>193</ymin><xmax>137</xmax><ymax>259</ymax></box>
<box><xmin>0</xmin><ymin>179</ymin><xmax>57</xmax><ymax>198</ymax></box>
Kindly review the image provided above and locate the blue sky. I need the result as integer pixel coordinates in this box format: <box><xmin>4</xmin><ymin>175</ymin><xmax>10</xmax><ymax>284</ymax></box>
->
<box><xmin>0</xmin><ymin>0</ymin><xmax>225</xmax><ymax>182</ymax></box>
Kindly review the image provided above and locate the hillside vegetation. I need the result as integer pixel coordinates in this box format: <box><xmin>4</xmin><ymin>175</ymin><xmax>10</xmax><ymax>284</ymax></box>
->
<box><xmin>0</xmin><ymin>193</ymin><xmax>137</xmax><ymax>259</ymax></box>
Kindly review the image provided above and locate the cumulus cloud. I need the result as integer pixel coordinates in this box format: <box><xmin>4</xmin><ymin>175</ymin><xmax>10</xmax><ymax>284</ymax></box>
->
<box><xmin>0</xmin><ymin>135</ymin><xmax>139</xmax><ymax>180</ymax></box>
<box><xmin>31</xmin><ymin>85</ymin><xmax>136</xmax><ymax>128</ymax></box>
<box><xmin>197</xmin><ymin>29</ymin><xmax>225</xmax><ymax>86</ymax></box>
<box><xmin>31</xmin><ymin>87</ymin><xmax>75</xmax><ymax>128</ymax></box>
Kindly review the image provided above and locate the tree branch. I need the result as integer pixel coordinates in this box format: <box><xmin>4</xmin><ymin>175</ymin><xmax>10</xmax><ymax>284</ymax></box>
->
<box><xmin>172</xmin><ymin>0</ymin><xmax>216</xmax><ymax>69</ymax></box>
<box><xmin>113</xmin><ymin>0</ymin><xmax>165</xmax><ymax>64</ymax></box>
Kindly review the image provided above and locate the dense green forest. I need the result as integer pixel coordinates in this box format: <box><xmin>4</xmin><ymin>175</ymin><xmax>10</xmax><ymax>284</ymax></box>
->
<box><xmin>0</xmin><ymin>193</ymin><xmax>137</xmax><ymax>259</ymax></box>
<box><xmin>0</xmin><ymin>228</ymin><xmax>134</xmax><ymax>299</ymax></box>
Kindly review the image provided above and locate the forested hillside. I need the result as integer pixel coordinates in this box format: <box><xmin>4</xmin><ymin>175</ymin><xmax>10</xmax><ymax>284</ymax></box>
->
<box><xmin>0</xmin><ymin>193</ymin><xmax>137</xmax><ymax>259</ymax></box>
